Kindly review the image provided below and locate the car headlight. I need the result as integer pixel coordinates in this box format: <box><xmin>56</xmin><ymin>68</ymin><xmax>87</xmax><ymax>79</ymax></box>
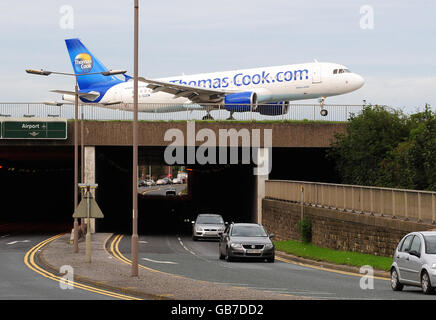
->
<box><xmin>195</xmin><ymin>226</ymin><xmax>203</xmax><ymax>232</ymax></box>
<box><xmin>264</xmin><ymin>244</ymin><xmax>274</xmax><ymax>250</ymax></box>
<box><xmin>230</xmin><ymin>243</ymin><xmax>243</xmax><ymax>249</ymax></box>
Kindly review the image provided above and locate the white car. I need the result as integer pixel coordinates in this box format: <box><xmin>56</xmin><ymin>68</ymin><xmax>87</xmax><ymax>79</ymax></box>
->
<box><xmin>156</xmin><ymin>179</ymin><xmax>166</xmax><ymax>185</ymax></box>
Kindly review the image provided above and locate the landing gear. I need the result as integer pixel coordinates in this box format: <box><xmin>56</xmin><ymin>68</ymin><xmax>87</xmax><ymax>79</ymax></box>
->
<box><xmin>202</xmin><ymin>112</ymin><xmax>214</xmax><ymax>120</ymax></box>
<box><xmin>319</xmin><ymin>97</ymin><xmax>328</xmax><ymax>116</ymax></box>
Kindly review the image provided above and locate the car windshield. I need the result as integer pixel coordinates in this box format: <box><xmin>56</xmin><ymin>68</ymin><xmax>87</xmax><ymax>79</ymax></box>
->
<box><xmin>231</xmin><ymin>225</ymin><xmax>267</xmax><ymax>237</ymax></box>
<box><xmin>196</xmin><ymin>216</ymin><xmax>223</xmax><ymax>224</ymax></box>
<box><xmin>424</xmin><ymin>235</ymin><xmax>436</xmax><ymax>254</ymax></box>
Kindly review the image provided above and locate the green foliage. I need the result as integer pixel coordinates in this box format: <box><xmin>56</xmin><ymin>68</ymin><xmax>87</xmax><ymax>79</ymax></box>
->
<box><xmin>274</xmin><ymin>240</ymin><xmax>393</xmax><ymax>271</ymax></box>
<box><xmin>298</xmin><ymin>218</ymin><xmax>312</xmax><ymax>243</ymax></box>
<box><xmin>328</xmin><ymin>104</ymin><xmax>436</xmax><ymax>191</ymax></box>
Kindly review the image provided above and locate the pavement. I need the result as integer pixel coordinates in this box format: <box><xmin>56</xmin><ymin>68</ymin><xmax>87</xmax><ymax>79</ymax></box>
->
<box><xmin>39</xmin><ymin>233</ymin><xmax>309</xmax><ymax>300</ymax></box>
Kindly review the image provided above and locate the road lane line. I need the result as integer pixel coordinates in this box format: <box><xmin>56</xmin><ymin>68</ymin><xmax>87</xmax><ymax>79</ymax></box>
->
<box><xmin>24</xmin><ymin>234</ymin><xmax>141</xmax><ymax>300</ymax></box>
<box><xmin>142</xmin><ymin>258</ymin><xmax>178</xmax><ymax>265</ymax></box>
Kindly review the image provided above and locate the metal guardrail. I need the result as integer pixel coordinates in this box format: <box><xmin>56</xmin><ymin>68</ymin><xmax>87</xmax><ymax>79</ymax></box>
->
<box><xmin>0</xmin><ymin>103</ymin><xmax>365</xmax><ymax>122</ymax></box>
<box><xmin>265</xmin><ymin>180</ymin><xmax>436</xmax><ymax>224</ymax></box>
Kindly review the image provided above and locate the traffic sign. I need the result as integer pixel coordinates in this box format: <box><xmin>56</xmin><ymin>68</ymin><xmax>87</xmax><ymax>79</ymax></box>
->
<box><xmin>0</xmin><ymin>118</ymin><xmax>67</xmax><ymax>139</ymax></box>
<box><xmin>73</xmin><ymin>192</ymin><xmax>104</xmax><ymax>219</ymax></box>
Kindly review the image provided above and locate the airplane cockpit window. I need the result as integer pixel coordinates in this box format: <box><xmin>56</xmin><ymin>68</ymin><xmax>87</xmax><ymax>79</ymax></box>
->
<box><xmin>333</xmin><ymin>68</ymin><xmax>351</xmax><ymax>75</ymax></box>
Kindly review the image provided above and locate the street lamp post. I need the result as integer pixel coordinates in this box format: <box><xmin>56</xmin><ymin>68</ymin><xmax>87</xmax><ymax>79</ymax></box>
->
<box><xmin>131</xmin><ymin>0</ymin><xmax>139</xmax><ymax>277</ymax></box>
<box><xmin>25</xmin><ymin>68</ymin><xmax>126</xmax><ymax>253</ymax></box>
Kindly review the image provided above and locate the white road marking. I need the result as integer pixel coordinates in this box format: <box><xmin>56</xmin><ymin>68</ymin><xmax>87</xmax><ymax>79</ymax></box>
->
<box><xmin>139</xmin><ymin>240</ymin><xmax>148</xmax><ymax>244</ymax></box>
<box><xmin>142</xmin><ymin>258</ymin><xmax>178</xmax><ymax>265</ymax></box>
<box><xmin>177</xmin><ymin>237</ymin><xmax>197</xmax><ymax>256</ymax></box>
<box><xmin>7</xmin><ymin>240</ymin><xmax>30</xmax><ymax>245</ymax></box>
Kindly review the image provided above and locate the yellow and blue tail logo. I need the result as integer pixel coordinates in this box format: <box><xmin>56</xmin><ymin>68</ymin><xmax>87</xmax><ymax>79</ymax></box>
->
<box><xmin>65</xmin><ymin>38</ymin><xmax>122</xmax><ymax>90</ymax></box>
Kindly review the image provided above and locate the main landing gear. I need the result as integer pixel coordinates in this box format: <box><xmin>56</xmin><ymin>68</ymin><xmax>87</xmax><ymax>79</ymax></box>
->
<box><xmin>319</xmin><ymin>97</ymin><xmax>328</xmax><ymax>116</ymax></box>
<box><xmin>202</xmin><ymin>113</ymin><xmax>214</xmax><ymax>120</ymax></box>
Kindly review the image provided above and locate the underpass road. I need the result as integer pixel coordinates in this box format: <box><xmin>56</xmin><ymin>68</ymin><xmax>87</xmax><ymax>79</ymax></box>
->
<box><xmin>0</xmin><ymin>232</ymin><xmax>115</xmax><ymax>300</ymax></box>
<box><xmin>138</xmin><ymin>184</ymin><xmax>186</xmax><ymax>196</ymax></box>
<box><xmin>118</xmin><ymin>234</ymin><xmax>436</xmax><ymax>300</ymax></box>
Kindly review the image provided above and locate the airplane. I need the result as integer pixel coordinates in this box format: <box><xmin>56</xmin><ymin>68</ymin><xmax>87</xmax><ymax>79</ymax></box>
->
<box><xmin>54</xmin><ymin>38</ymin><xmax>365</xmax><ymax>119</ymax></box>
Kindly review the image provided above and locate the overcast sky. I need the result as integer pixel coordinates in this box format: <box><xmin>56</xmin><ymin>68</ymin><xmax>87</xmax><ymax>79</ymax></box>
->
<box><xmin>1</xmin><ymin>1</ymin><xmax>435</xmax><ymax>113</ymax></box>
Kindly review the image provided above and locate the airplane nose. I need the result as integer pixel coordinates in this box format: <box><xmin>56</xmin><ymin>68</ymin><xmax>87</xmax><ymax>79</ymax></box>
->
<box><xmin>354</xmin><ymin>74</ymin><xmax>365</xmax><ymax>89</ymax></box>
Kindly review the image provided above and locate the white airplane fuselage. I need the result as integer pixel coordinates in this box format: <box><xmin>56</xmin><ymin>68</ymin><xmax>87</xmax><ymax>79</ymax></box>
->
<box><xmin>63</xmin><ymin>62</ymin><xmax>364</xmax><ymax>112</ymax></box>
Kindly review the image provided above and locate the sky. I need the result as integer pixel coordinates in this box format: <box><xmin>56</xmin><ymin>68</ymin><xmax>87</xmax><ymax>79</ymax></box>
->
<box><xmin>1</xmin><ymin>0</ymin><xmax>435</xmax><ymax>114</ymax></box>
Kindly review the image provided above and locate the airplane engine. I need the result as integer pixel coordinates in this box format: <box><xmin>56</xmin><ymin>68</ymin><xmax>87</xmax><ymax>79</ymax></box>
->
<box><xmin>256</xmin><ymin>101</ymin><xmax>289</xmax><ymax>116</ymax></box>
<box><xmin>223</xmin><ymin>92</ymin><xmax>257</xmax><ymax>112</ymax></box>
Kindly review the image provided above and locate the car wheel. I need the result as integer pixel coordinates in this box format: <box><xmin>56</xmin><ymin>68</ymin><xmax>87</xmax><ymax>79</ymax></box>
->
<box><xmin>390</xmin><ymin>268</ymin><xmax>403</xmax><ymax>291</ymax></box>
<box><xmin>267</xmin><ymin>256</ymin><xmax>275</xmax><ymax>263</ymax></box>
<box><xmin>421</xmin><ymin>271</ymin><xmax>433</xmax><ymax>294</ymax></box>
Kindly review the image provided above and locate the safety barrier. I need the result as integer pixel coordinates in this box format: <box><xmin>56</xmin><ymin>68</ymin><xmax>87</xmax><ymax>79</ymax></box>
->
<box><xmin>265</xmin><ymin>180</ymin><xmax>436</xmax><ymax>224</ymax></box>
<box><xmin>0</xmin><ymin>103</ymin><xmax>366</xmax><ymax>122</ymax></box>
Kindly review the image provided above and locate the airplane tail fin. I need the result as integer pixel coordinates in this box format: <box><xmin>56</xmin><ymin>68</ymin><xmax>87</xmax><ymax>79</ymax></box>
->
<box><xmin>65</xmin><ymin>38</ymin><xmax>121</xmax><ymax>90</ymax></box>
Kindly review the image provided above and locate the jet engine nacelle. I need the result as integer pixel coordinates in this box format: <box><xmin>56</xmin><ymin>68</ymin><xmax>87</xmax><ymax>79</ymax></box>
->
<box><xmin>256</xmin><ymin>101</ymin><xmax>289</xmax><ymax>116</ymax></box>
<box><xmin>224</xmin><ymin>92</ymin><xmax>258</xmax><ymax>112</ymax></box>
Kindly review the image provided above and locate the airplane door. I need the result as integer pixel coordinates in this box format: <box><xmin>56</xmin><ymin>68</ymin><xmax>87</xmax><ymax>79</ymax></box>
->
<box><xmin>312</xmin><ymin>63</ymin><xmax>322</xmax><ymax>83</ymax></box>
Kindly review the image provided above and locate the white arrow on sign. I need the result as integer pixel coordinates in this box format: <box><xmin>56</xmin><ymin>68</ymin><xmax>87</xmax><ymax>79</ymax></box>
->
<box><xmin>7</xmin><ymin>240</ymin><xmax>30</xmax><ymax>245</ymax></box>
<box><xmin>29</xmin><ymin>132</ymin><xmax>39</xmax><ymax>137</ymax></box>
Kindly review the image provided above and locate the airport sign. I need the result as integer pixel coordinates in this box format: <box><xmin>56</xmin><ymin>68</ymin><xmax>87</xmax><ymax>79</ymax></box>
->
<box><xmin>0</xmin><ymin>118</ymin><xmax>67</xmax><ymax>139</ymax></box>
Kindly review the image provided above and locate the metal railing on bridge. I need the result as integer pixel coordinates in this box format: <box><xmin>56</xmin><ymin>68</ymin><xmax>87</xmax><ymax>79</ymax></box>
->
<box><xmin>0</xmin><ymin>103</ymin><xmax>366</xmax><ymax>122</ymax></box>
<box><xmin>265</xmin><ymin>180</ymin><xmax>436</xmax><ymax>224</ymax></box>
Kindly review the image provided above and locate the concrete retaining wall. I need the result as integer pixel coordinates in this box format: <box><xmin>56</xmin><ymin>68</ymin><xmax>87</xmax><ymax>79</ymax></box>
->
<box><xmin>262</xmin><ymin>198</ymin><xmax>435</xmax><ymax>257</ymax></box>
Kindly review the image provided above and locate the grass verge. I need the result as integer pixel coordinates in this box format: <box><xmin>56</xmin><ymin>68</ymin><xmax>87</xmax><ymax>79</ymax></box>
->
<box><xmin>274</xmin><ymin>240</ymin><xmax>393</xmax><ymax>271</ymax></box>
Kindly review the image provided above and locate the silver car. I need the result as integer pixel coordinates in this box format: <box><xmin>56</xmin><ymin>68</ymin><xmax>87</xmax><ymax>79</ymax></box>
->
<box><xmin>192</xmin><ymin>214</ymin><xmax>226</xmax><ymax>241</ymax></box>
<box><xmin>391</xmin><ymin>231</ymin><xmax>436</xmax><ymax>294</ymax></box>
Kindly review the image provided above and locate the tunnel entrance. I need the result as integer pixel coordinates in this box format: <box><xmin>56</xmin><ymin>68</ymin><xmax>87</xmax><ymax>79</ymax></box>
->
<box><xmin>0</xmin><ymin>146</ymin><xmax>74</xmax><ymax>233</ymax></box>
<box><xmin>94</xmin><ymin>146</ymin><xmax>257</xmax><ymax>235</ymax></box>
<box><xmin>0</xmin><ymin>145</ymin><xmax>338</xmax><ymax>235</ymax></box>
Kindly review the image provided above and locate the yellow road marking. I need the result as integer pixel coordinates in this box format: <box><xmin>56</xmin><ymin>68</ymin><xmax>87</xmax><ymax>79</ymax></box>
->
<box><xmin>275</xmin><ymin>256</ymin><xmax>390</xmax><ymax>281</ymax></box>
<box><xmin>24</xmin><ymin>234</ymin><xmax>142</xmax><ymax>300</ymax></box>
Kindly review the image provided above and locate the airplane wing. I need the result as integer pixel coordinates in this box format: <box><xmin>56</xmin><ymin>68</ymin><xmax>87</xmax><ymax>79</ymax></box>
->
<box><xmin>50</xmin><ymin>90</ymin><xmax>100</xmax><ymax>101</ymax></box>
<box><xmin>139</xmin><ymin>77</ymin><xmax>237</xmax><ymax>103</ymax></box>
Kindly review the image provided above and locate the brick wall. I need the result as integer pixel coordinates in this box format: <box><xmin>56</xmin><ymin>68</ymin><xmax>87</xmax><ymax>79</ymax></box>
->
<box><xmin>262</xmin><ymin>198</ymin><xmax>434</xmax><ymax>257</ymax></box>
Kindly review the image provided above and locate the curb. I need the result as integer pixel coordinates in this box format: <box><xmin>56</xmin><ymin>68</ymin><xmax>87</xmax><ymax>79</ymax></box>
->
<box><xmin>37</xmin><ymin>234</ymin><xmax>172</xmax><ymax>300</ymax></box>
<box><xmin>275</xmin><ymin>251</ymin><xmax>391</xmax><ymax>279</ymax></box>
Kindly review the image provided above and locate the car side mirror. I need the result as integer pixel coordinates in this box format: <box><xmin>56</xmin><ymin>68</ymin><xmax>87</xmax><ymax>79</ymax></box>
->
<box><xmin>269</xmin><ymin>234</ymin><xmax>275</xmax><ymax>239</ymax></box>
<box><xmin>409</xmin><ymin>250</ymin><xmax>421</xmax><ymax>258</ymax></box>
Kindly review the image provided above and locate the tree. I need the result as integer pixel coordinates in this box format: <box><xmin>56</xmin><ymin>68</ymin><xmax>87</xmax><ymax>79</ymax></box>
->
<box><xmin>328</xmin><ymin>105</ymin><xmax>409</xmax><ymax>186</ymax></box>
<box><xmin>381</xmin><ymin>105</ymin><xmax>436</xmax><ymax>191</ymax></box>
